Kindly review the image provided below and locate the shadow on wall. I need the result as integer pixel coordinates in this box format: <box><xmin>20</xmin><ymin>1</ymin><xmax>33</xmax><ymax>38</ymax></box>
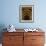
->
<box><xmin>0</xmin><ymin>24</ymin><xmax>7</xmax><ymax>43</ymax></box>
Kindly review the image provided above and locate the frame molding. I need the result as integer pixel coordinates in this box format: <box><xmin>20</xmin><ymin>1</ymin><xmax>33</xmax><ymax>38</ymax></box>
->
<box><xmin>19</xmin><ymin>5</ymin><xmax>34</xmax><ymax>23</ymax></box>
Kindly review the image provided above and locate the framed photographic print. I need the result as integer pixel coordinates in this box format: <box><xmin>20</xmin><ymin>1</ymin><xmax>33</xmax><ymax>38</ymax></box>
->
<box><xmin>19</xmin><ymin>5</ymin><xmax>34</xmax><ymax>23</ymax></box>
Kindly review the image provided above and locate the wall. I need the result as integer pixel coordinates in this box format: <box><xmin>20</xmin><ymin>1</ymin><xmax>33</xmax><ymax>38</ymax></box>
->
<box><xmin>0</xmin><ymin>0</ymin><xmax>46</xmax><ymax>29</ymax></box>
<box><xmin>0</xmin><ymin>0</ymin><xmax>46</xmax><ymax>43</ymax></box>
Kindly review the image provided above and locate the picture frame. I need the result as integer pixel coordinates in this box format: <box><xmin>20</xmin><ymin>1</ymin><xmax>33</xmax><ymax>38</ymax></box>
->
<box><xmin>19</xmin><ymin>5</ymin><xmax>34</xmax><ymax>23</ymax></box>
